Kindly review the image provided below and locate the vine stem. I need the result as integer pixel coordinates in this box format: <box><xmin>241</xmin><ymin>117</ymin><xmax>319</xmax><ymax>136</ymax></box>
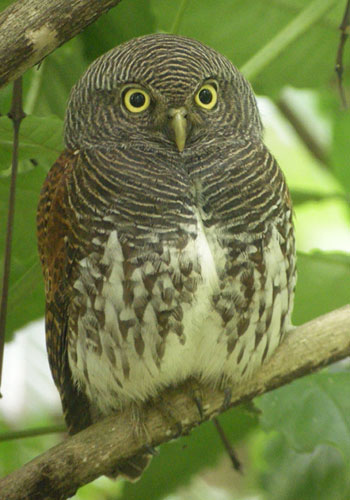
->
<box><xmin>0</xmin><ymin>425</ymin><xmax>66</xmax><ymax>442</ymax></box>
<box><xmin>0</xmin><ymin>78</ymin><xmax>26</xmax><ymax>391</ymax></box>
<box><xmin>335</xmin><ymin>0</ymin><xmax>350</xmax><ymax>108</ymax></box>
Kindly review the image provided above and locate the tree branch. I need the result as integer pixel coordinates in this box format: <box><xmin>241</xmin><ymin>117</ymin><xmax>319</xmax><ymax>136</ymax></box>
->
<box><xmin>0</xmin><ymin>0</ymin><xmax>122</xmax><ymax>89</ymax></box>
<box><xmin>0</xmin><ymin>305</ymin><xmax>349</xmax><ymax>500</ymax></box>
<box><xmin>276</xmin><ymin>96</ymin><xmax>329</xmax><ymax>169</ymax></box>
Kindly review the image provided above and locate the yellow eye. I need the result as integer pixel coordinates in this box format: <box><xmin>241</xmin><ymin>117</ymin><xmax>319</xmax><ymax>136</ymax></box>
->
<box><xmin>195</xmin><ymin>83</ymin><xmax>217</xmax><ymax>110</ymax></box>
<box><xmin>123</xmin><ymin>88</ymin><xmax>150</xmax><ymax>113</ymax></box>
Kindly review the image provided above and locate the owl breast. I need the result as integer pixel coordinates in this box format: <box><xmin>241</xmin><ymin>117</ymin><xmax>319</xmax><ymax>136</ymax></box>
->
<box><xmin>67</xmin><ymin>199</ymin><xmax>295</xmax><ymax>417</ymax></box>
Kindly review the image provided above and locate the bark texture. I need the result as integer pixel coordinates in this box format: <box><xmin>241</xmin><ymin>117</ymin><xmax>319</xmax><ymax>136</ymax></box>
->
<box><xmin>0</xmin><ymin>0</ymin><xmax>122</xmax><ymax>88</ymax></box>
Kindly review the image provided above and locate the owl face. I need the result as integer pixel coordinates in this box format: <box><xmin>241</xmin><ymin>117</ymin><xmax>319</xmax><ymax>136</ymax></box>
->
<box><xmin>65</xmin><ymin>34</ymin><xmax>262</xmax><ymax>153</ymax></box>
<box><xmin>113</xmin><ymin>77</ymin><xmax>222</xmax><ymax>152</ymax></box>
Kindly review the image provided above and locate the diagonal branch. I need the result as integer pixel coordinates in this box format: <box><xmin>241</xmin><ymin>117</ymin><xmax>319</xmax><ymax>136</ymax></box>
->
<box><xmin>0</xmin><ymin>0</ymin><xmax>122</xmax><ymax>89</ymax></box>
<box><xmin>0</xmin><ymin>305</ymin><xmax>349</xmax><ymax>500</ymax></box>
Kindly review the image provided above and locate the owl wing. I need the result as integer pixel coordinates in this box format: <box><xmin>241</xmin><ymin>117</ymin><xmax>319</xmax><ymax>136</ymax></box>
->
<box><xmin>37</xmin><ymin>150</ymin><xmax>92</xmax><ymax>434</ymax></box>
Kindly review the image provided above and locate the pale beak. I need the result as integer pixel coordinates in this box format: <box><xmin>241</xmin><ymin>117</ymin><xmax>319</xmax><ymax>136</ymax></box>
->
<box><xmin>168</xmin><ymin>107</ymin><xmax>187</xmax><ymax>152</ymax></box>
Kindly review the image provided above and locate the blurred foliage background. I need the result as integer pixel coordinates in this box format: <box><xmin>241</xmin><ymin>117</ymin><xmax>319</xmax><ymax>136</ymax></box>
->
<box><xmin>0</xmin><ymin>0</ymin><xmax>350</xmax><ymax>499</ymax></box>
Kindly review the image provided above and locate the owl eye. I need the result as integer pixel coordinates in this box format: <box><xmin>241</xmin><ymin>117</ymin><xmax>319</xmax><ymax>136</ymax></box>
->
<box><xmin>123</xmin><ymin>88</ymin><xmax>151</xmax><ymax>113</ymax></box>
<box><xmin>195</xmin><ymin>83</ymin><xmax>218</xmax><ymax>110</ymax></box>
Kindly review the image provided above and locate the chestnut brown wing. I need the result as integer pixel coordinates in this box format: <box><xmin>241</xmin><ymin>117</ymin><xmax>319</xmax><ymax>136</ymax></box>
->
<box><xmin>37</xmin><ymin>150</ymin><xmax>91</xmax><ymax>434</ymax></box>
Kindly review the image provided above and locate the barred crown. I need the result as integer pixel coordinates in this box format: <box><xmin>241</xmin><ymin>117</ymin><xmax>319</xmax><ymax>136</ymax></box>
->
<box><xmin>64</xmin><ymin>33</ymin><xmax>262</xmax><ymax>150</ymax></box>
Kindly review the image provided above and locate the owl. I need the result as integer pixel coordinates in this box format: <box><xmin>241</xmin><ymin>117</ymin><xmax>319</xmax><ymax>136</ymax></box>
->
<box><xmin>37</xmin><ymin>33</ymin><xmax>296</xmax><ymax>479</ymax></box>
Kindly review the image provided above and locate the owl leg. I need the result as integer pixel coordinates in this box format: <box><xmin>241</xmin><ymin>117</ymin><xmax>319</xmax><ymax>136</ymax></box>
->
<box><xmin>189</xmin><ymin>382</ymin><xmax>205</xmax><ymax>419</ymax></box>
<box><xmin>149</xmin><ymin>394</ymin><xmax>184</xmax><ymax>438</ymax></box>
<box><xmin>114</xmin><ymin>394</ymin><xmax>187</xmax><ymax>481</ymax></box>
<box><xmin>181</xmin><ymin>376</ymin><xmax>209</xmax><ymax>420</ymax></box>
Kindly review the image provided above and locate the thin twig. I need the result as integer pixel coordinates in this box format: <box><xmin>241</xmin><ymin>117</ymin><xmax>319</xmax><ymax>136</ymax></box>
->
<box><xmin>0</xmin><ymin>424</ymin><xmax>66</xmax><ymax>442</ymax></box>
<box><xmin>0</xmin><ymin>78</ymin><xmax>26</xmax><ymax>392</ymax></box>
<box><xmin>277</xmin><ymin>96</ymin><xmax>329</xmax><ymax>168</ymax></box>
<box><xmin>335</xmin><ymin>0</ymin><xmax>350</xmax><ymax>108</ymax></box>
<box><xmin>212</xmin><ymin>417</ymin><xmax>242</xmax><ymax>472</ymax></box>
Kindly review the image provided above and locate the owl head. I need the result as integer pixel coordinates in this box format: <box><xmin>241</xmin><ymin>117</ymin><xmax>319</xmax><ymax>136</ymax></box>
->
<box><xmin>65</xmin><ymin>34</ymin><xmax>262</xmax><ymax>154</ymax></box>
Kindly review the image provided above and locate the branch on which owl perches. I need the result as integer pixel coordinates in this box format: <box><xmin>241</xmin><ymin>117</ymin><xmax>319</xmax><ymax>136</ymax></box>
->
<box><xmin>1</xmin><ymin>305</ymin><xmax>350</xmax><ymax>500</ymax></box>
<box><xmin>0</xmin><ymin>0</ymin><xmax>122</xmax><ymax>89</ymax></box>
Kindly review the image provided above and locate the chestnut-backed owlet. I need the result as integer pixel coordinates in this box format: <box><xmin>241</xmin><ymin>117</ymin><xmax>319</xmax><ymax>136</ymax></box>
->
<box><xmin>37</xmin><ymin>33</ymin><xmax>296</xmax><ymax>480</ymax></box>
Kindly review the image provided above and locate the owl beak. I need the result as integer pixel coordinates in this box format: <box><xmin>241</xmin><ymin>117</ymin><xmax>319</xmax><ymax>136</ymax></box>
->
<box><xmin>168</xmin><ymin>107</ymin><xmax>187</xmax><ymax>152</ymax></box>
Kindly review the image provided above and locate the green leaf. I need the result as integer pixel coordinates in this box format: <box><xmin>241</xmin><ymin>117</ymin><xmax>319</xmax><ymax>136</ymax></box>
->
<box><xmin>150</xmin><ymin>0</ymin><xmax>346</xmax><ymax>94</ymax></box>
<box><xmin>257</xmin><ymin>372</ymin><xmax>350</xmax><ymax>458</ymax></box>
<box><xmin>0</xmin><ymin>115</ymin><xmax>63</xmax><ymax>172</ymax></box>
<box><xmin>77</xmin><ymin>476</ymin><xmax>124</xmax><ymax>500</ymax></box>
<box><xmin>80</xmin><ymin>0</ymin><xmax>156</xmax><ymax>63</ymax></box>
<box><xmin>0</xmin><ymin>166</ymin><xmax>48</xmax><ymax>340</ymax></box>
<box><xmin>261</xmin><ymin>435</ymin><xmax>350</xmax><ymax>500</ymax></box>
<box><xmin>293</xmin><ymin>251</ymin><xmax>350</xmax><ymax>325</ymax></box>
<box><xmin>28</xmin><ymin>38</ymin><xmax>89</xmax><ymax>118</ymax></box>
<box><xmin>0</xmin><ymin>416</ymin><xmax>60</xmax><ymax>476</ymax></box>
<box><xmin>0</xmin><ymin>115</ymin><xmax>63</xmax><ymax>340</ymax></box>
<box><xmin>0</xmin><ymin>0</ymin><xmax>13</xmax><ymax>11</ymax></box>
<box><xmin>121</xmin><ymin>406</ymin><xmax>258</xmax><ymax>500</ymax></box>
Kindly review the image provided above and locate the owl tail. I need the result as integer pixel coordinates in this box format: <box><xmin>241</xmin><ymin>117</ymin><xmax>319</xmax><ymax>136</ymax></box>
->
<box><xmin>109</xmin><ymin>453</ymin><xmax>153</xmax><ymax>481</ymax></box>
<box><xmin>59</xmin><ymin>369</ymin><xmax>152</xmax><ymax>481</ymax></box>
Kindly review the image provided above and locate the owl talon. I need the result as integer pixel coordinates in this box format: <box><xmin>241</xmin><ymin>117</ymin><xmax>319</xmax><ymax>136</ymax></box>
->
<box><xmin>145</xmin><ymin>445</ymin><xmax>159</xmax><ymax>456</ymax></box>
<box><xmin>151</xmin><ymin>396</ymin><xmax>184</xmax><ymax>438</ymax></box>
<box><xmin>193</xmin><ymin>396</ymin><xmax>204</xmax><ymax>419</ymax></box>
<box><xmin>222</xmin><ymin>387</ymin><xmax>232</xmax><ymax>411</ymax></box>
<box><xmin>173</xmin><ymin>421</ymin><xmax>183</xmax><ymax>438</ymax></box>
<box><xmin>185</xmin><ymin>378</ymin><xmax>205</xmax><ymax>420</ymax></box>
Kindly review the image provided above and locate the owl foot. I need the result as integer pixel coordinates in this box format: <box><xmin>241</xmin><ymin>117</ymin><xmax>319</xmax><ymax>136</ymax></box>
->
<box><xmin>183</xmin><ymin>377</ymin><xmax>207</xmax><ymax>421</ymax></box>
<box><xmin>149</xmin><ymin>395</ymin><xmax>184</xmax><ymax>438</ymax></box>
<box><xmin>193</xmin><ymin>394</ymin><xmax>204</xmax><ymax>419</ymax></box>
<box><xmin>145</xmin><ymin>445</ymin><xmax>159</xmax><ymax>456</ymax></box>
<box><xmin>112</xmin><ymin>404</ymin><xmax>156</xmax><ymax>481</ymax></box>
